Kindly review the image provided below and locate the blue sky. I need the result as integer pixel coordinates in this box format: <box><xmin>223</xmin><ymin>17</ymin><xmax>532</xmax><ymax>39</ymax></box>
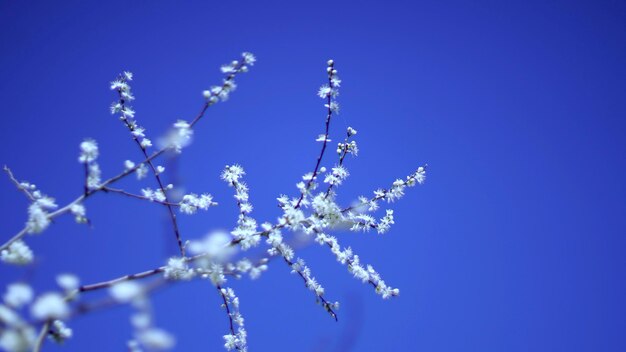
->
<box><xmin>1</xmin><ymin>0</ymin><xmax>625</xmax><ymax>351</ymax></box>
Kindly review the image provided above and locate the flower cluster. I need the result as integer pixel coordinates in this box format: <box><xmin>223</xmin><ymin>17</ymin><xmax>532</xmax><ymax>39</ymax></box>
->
<box><xmin>109</xmin><ymin>282</ymin><xmax>175</xmax><ymax>351</ymax></box>
<box><xmin>204</xmin><ymin>52</ymin><xmax>255</xmax><ymax>104</ymax></box>
<box><xmin>179</xmin><ymin>193</ymin><xmax>217</xmax><ymax>215</ymax></box>
<box><xmin>0</xmin><ymin>279</ymin><xmax>78</xmax><ymax>351</ymax></box>
<box><xmin>220</xmin><ymin>287</ymin><xmax>247</xmax><ymax>351</ymax></box>
<box><xmin>0</xmin><ymin>240</ymin><xmax>33</xmax><ymax>265</ymax></box>
<box><xmin>223</xmin><ymin>165</ymin><xmax>260</xmax><ymax>250</ymax></box>
<box><xmin>110</xmin><ymin>72</ymin><xmax>154</xmax><ymax>150</ymax></box>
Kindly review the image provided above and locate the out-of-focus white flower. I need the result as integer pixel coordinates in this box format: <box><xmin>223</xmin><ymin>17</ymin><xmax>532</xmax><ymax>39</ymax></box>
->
<box><xmin>109</xmin><ymin>282</ymin><xmax>143</xmax><ymax>303</ymax></box>
<box><xmin>188</xmin><ymin>231</ymin><xmax>237</xmax><ymax>263</ymax></box>
<box><xmin>137</xmin><ymin>328</ymin><xmax>175</xmax><ymax>350</ymax></box>
<box><xmin>56</xmin><ymin>274</ymin><xmax>79</xmax><ymax>292</ymax></box>
<box><xmin>31</xmin><ymin>293</ymin><xmax>69</xmax><ymax>320</ymax></box>
<box><xmin>3</xmin><ymin>283</ymin><xmax>33</xmax><ymax>308</ymax></box>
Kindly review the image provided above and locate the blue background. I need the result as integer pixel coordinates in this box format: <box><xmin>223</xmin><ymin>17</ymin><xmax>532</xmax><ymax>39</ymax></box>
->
<box><xmin>1</xmin><ymin>0</ymin><xmax>625</xmax><ymax>351</ymax></box>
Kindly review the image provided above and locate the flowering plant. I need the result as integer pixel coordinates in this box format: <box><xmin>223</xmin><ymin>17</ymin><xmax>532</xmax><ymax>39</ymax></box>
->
<box><xmin>0</xmin><ymin>53</ymin><xmax>426</xmax><ymax>352</ymax></box>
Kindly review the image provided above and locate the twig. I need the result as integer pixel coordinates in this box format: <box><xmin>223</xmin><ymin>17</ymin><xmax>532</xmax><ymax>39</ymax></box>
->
<box><xmin>3</xmin><ymin>166</ymin><xmax>36</xmax><ymax>201</ymax></box>
<box><xmin>217</xmin><ymin>285</ymin><xmax>238</xmax><ymax>342</ymax></box>
<box><xmin>1</xmin><ymin>149</ymin><xmax>165</xmax><ymax>252</ymax></box>
<box><xmin>324</xmin><ymin>137</ymin><xmax>351</xmax><ymax>198</ymax></box>
<box><xmin>294</xmin><ymin>63</ymin><xmax>338</xmax><ymax>209</ymax></box>
<box><xmin>115</xmin><ymin>87</ymin><xmax>186</xmax><ymax>257</ymax></box>
<box><xmin>33</xmin><ymin>319</ymin><xmax>52</xmax><ymax>352</ymax></box>
<box><xmin>102</xmin><ymin>186</ymin><xmax>180</xmax><ymax>207</ymax></box>
<box><xmin>282</xmin><ymin>254</ymin><xmax>338</xmax><ymax>321</ymax></box>
<box><xmin>82</xmin><ymin>162</ymin><xmax>89</xmax><ymax>197</ymax></box>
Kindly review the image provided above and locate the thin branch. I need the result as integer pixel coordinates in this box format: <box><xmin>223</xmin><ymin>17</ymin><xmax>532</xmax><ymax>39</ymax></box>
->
<box><xmin>189</xmin><ymin>59</ymin><xmax>247</xmax><ymax>128</ymax></box>
<box><xmin>102</xmin><ymin>186</ymin><xmax>180</xmax><ymax>207</ymax></box>
<box><xmin>82</xmin><ymin>162</ymin><xmax>89</xmax><ymax>197</ymax></box>
<box><xmin>79</xmin><ymin>267</ymin><xmax>165</xmax><ymax>293</ymax></box>
<box><xmin>3</xmin><ymin>166</ymin><xmax>36</xmax><ymax>201</ymax></box>
<box><xmin>1</xmin><ymin>149</ymin><xmax>165</xmax><ymax>252</ymax></box>
<box><xmin>217</xmin><ymin>285</ymin><xmax>238</xmax><ymax>341</ymax></box>
<box><xmin>294</xmin><ymin>64</ymin><xmax>338</xmax><ymax>209</ymax></box>
<box><xmin>340</xmin><ymin>166</ymin><xmax>426</xmax><ymax>215</ymax></box>
<box><xmin>324</xmin><ymin>137</ymin><xmax>351</xmax><ymax>198</ymax></box>
<box><xmin>2</xmin><ymin>58</ymin><xmax>252</xmax><ymax>254</ymax></box>
<box><xmin>33</xmin><ymin>319</ymin><xmax>52</xmax><ymax>352</ymax></box>
<box><xmin>115</xmin><ymin>88</ymin><xmax>186</xmax><ymax>257</ymax></box>
<box><xmin>281</xmin><ymin>254</ymin><xmax>338</xmax><ymax>321</ymax></box>
<box><xmin>76</xmin><ymin>252</ymin><xmax>249</xmax><ymax>294</ymax></box>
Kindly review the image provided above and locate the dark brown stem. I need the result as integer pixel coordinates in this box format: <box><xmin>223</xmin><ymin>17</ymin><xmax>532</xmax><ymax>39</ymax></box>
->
<box><xmin>324</xmin><ymin>138</ymin><xmax>351</xmax><ymax>198</ymax></box>
<box><xmin>102</xmin><ymin>186</ymin><xmax>180</xmax><ymax>206</ymax></box>
<box><xmin>279</xmin><ymin>249</ymin><xmax>338</xmax><ymax>321</ymax></box>
<box><xmin>217</xmin><ymin>285</ymin><xmax>237</xmax><ymax>336</ymax></box>
<box><xmin>83</xmin><ymin>162</ymin><xmax>89</xmax><ymax>197</ymax></box>
<box><xmin>116</xmin><ymin>89</ymin><xmax>186</xmax><ymax>257</ymax></box>
<box><xmin>294</xmin><ymin>68</ymin><xmax>336</xmax><ymax>209</ymax></box>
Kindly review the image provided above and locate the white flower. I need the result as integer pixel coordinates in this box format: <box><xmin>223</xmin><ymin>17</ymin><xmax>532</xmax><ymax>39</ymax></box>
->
<box><xmin>242</xmin><ymin>52</ymin><xmax>256</xmax><ymax>66</ymax></box>
<box><xmin>78</xmin><ymin>139</ymin><xmax>99</xmax><ymax>163</ymax></box>
<box><xmin>140</xmin><ymin>138</ymin><xmax>152</xmax><ymax>149</ymax></box>
<box><xmin>221</xmin><ymin>64</ymin><xmax>237</xmax><ymax>74</ymax></box>
<box><xmin>318</xmin><ymin>85</ymin><xmax>332</xmax><ymax>98</ymax></box>
<box><xmin>179</xmin><ymin>193</ymin><xmax>216</xmax><ymax>215</ymax></box>
<box><xmin>31</xmin><ymin>293</ymin><xmax>69</xmax><ymax>320</ymax></box>
<box><xmin>0</xmin><ymin>326</ymin><xmax>36</xmax><ymax>352</ymax></box>
<box><xmin>26</xmin><ymin>203</ymin><xmax>50</xmax><ymax>234</ymax></box>
<box><xmin>127</xmin><ymin>340</ymin><xmax>143</xmax><ymax>352</ymax></box>
<box><xmin>221</xmin><ymin>164</ymin><xmax>245</xmax><ymax>183</ymax></box>
<box><xmin>132</xmin><ymin>127</ymin><xmax>145</xmax><ymax>138</ymax></box>
<box><xmin>131</xmin><ymin>312</ymin><xmax>151</xmax><ymax>329</ymax></box>
<box><xmin>326</xmin><ymin>101</ymin><xmax>340</xmax><ymax>113</ymax></box>
<box><xmin>3</xmin><ymin>283</ymin><xmax>33</xmax><ymax>308</ymax></box>
<box><xmin>136</xmin><ymin>164</ymin><xmax>148</xmax><ymax>180</ymax></box>
<box><xmin>188</xmin><ymin>231</ymin><xmax>238</xmax><ymax>264</ymax></box>
<box><xmin>50</xmin><ymin>320</ymin><xmax>72</xmax><ymax>343</ymax></box>
<box><xmin>125</xmin><ymin>160</ymin><xmax>135</xmax><ymax>170</ymax></box>
<box><xmin>316</xmin><ymin>134</ymin><xmax>330</xmax><ymax>142</ymax></box>
<box><xmin>87</xmin><ymin>163</ymin><xmax>101</xmax><ymax>189</ymax></box>
<box><xmin>109</xmin><ymin>282</ymin><xmax>143</xmax><ymax>303</ymax></box>
<box><xmin>415</xmin><ymin>166</ymin><xmax>426</xmax><ymax>184</ymax></box>
<box><xmin>0</xmin><ymin>305</ymin><xmax>21</xmax><ymax>326</ymax></box>
<box><xmin>324</xmin><ymin>165</ymin><xmax>349</xmax><ymax>186</ymax></box>
<box><xmin>223</xmin><ymin>334</ymin><xmax>238</xmax><ymax>350</ymax></box>
<box><xmin>56</xmin><ymin>274</ymin><xmax>79</xmax><ymax>292</ymax></box>
<box><xmin>137</xmin><ymin>328</ymin><xmax>175</xmax><ymax>350</ymax></box>
<box><xmin>172</xmin><ymin>120</ymin><xmax>193</xmax><ymax>152</ymax></box>
<box><xmin>207</xmin><ymin>263</ymin><xmax>225</xmax><ymax>285</ymax></box>
<box><xmin>0</xmin><ymin>240</ymin><xmax>33</xmax><ymax>265</ymax></box>
<box><xmin>110</xmin><ymin>80</ymin><xmax>127</xmax><ymax>91</ymax></box>
<box><xmin>70</xmin><ymin>203</ymin><xmax>87</xmax><ymax>224</ymax></box>
<box><xmin>163</xmin><ymin>257</ymin><xmax>194</xmax><ymax>281</ymax></box>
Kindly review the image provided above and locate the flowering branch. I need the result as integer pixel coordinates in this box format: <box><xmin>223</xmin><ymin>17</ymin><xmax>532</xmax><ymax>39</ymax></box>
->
<box><xmin>101</xmin><ymin>186</ymin><xmax>180</xmax><ymax>207</ymax></box>
<box><xmin>111</xmin><ymin>72</ymin><xmax>187</xmax><ymax>257</ymax></box>
<box><xmin>324</xmin><ymin>126</ymin><xmax>358</xmax><ymax>198</ymax></box>
<box><xmin>294</xmin><ymin>59</ymin><xmax>341</xmax><ymax>209</ymax></box>
<box><xmin>217</xmin><ymin>286</ymin><xmax>246</xmax><ymax>351</ymax></box>
<box><xmin>0</xmin><ymin>54</ymin><xmax>428</xmax><ymax>352</ymax></box>
<box><xmin>3</xmin><ymin>166</ymin><xmax>36</xmax><ymax>202</ymax></box>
